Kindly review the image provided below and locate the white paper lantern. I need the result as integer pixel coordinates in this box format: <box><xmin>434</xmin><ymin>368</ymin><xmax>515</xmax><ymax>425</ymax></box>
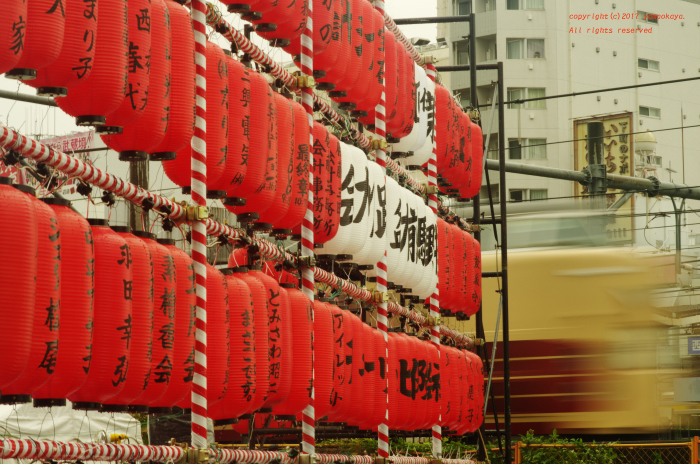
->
<box><xmin>385</xmin><ymin>176</ymin><xmax>403</xmax><ymax>280</ymax></box>
<box><xmin>405</xmin><ymin>66</ymin><xmax>435</xmax><ymax>167</ymax></box>
<box><xmin>354</xmin><ymin>161</ymin><xmax>387</xmax><ymax>267</ymax></box>
<box><xmin>344</xmin><ymin>147</ymin><xmax>370</xmax><ymax>258</ymax></box>
<box><xmin>322</xmin><ymin>141</ymin><xmax>354</xmax><ymax>255</ymax></box>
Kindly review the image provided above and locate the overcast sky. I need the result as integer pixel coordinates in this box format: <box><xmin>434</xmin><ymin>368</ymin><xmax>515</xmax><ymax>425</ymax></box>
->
<box><xmin>0</xmin><ymin>0</ymin><xmax>438</xmax><ymax>141</ymax></box>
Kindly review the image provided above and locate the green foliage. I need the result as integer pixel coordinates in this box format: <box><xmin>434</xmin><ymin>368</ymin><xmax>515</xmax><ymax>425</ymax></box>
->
<box><xmin>519</xmin><ymin>430</ymin><xmax>617</xmax><ymax>464</ymax></box>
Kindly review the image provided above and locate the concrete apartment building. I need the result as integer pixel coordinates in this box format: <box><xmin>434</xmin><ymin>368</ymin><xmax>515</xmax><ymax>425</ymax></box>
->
<box><xmin>436</xmin><ymin>0</ymin><xmax>700</xmax><ymax>205</ymax></box>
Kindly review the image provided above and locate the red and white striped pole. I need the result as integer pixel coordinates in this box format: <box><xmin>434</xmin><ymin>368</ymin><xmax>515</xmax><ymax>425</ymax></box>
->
<box><xmin>190</xmin><ymin>0</ymin><xmax>208</xmax><ymax>450</ymax></box>
<box><xmin>426</xmin><ymin>63</ymin><xmax>441</xmax><ymax>459</ymax></box>
<box><xmin>373</xmin><ymin>0</ymin><xmax>389</xmax><ymax>458</ymax></box>
<box><xmin>299</xmin><ymin>1</ymin><xmax>316</xmax><ymax>456</ymax></box>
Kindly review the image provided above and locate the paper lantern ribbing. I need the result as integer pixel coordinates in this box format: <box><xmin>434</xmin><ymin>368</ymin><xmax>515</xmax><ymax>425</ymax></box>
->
<box><xmin>123</xmin><ymin>234</ymin><xmax>175</xmax><ymax>409</ymax></box>
<box><xmin>213</xmin><ymin>270</ymin><xmax>255</xmax><ymax>422</ymax></box>
<box><xmin>236</xmin><ymin>267</ymin><xmax>270</xmax><ymax>412</ymax></box>
<box><xmin>55</xmin><ymin>0</ymin><xmax>128</xmax><ymax>127</ymax></box>
<box><xmin>383</xmin><ymin>31</ymin><xmax>398</xmax><ymax>130</ymax></box>
<box><xmin>274</xmin><ymin>100</ymin><xmax>310</xmax><ymax>231</ymax></box>
<box><xmin>256</xmin><ymin>0</ymin><xmax>309</xmax><ymax>43</ymax></box>
<box><xmin>289</xmin><ymin>0</ymin><xmax>333</xmax><ymax>56</ymax></box>
<box><xmin>394</xmin><ymin>48</ymin><xmax>416</xmax><ymax>139</ymax></box>
<box><xmin>256</xmin><ymin>93</ymin><xmax>294</xmax><ymax>226</ymax></box>
<box><xmin>0</xmin><ymin>1</ymin><xmax>28</xmax><ymax>74</ymax></box>
<box><xmin>327</xmin><ymin>304</ymin><xmax>354</xmax><ymax>422</ymax></box>
<box><xmin>24</xmin><ymin>0</ymin><xmax>97</xmax><ymax>96</ymax></box>
<box><xmin>359</xmin><ymin>328</ymin><xmax>385</xmax><ymax>430</ymax></box>
<box><xmin>312</xmin><ymin>300</ymin><xmax>334</xmax><ymax>420</ymax></box>
<box><xmin>315</xmin><ymin>0</ymin><xmax>350</xmax><ymax>85</ymax></box>
<box><xmin>5</xmin><ymin>0</ymin><xmax>64</xmax><ymax>80</ymax></box>
<box><xmin>0</xmin><ymin>187</ymin><xmax>52</xmax><ymax>403</ymax></box>
<box><xmin>163</xmin><ymin>41</ymin><xmax>228</xmax><ymax>188</ymax></box>
<box><xmin>149</xmin><ymin>239</ymin><xmax>195</xmax><ymax>410</ymax></box>
<box><xmin>329</xmin><ymin>0</ymin><xmax>364</xmax><ymax>104</ymax></box>
<box><xmin>440</xmin><ymin>346</ymin><xmax>455</xmax><ymax>429</ymax></box>
<box><xmin>273</xmin><ymin>284</ymin><xmax>313</xmax><ymax>417</ymax></box>
<box><xmin>98</xmin><ymin>0</ymin><xmax>152</xmax><ymax>133</ymax></box>
<box><xmin>345</xmin><ymin>312</ymin><xmax>366</xmax><ymax>424</ymax></box>
<box><xmin>348</xmin><ymin>323</ymin><xmax>374</xmax><ymax>427</ymax></box>
<box><xmin>435</xmin><ymin>84</ymin><xmax>455</xmax><ymax>180</ymax></box>
<box><xmin>386</xmin><ymin>42</ymin><xmax>406</xmax><ymax>137</ymax></box>
<box><xmin>32</xmin><ymin>198</ymin><xmax>93</xmax><ymax>406</ymax></box>
<box><xmin>355</xmin><ymin>8</ymin><xmax>384</xmax><ymax>113</ymax></box>
<box><xmin>0</xmin><ymin>179</ymin><xmax>35</xmax><ymax>392</ymax></box>
<box><xmin>312</xmin><ymin>121</ymin><xmax>331</xmax><ymax>242</ymax></box>
<box><xmin>101</xmin><ymin>0</ymin><xmax>172</xmax><ymax>162</ymax></box>
<box><xmin>467</xmin><ymin>237</ymin><xmax>481</xmax><ymax>316</ymax></box>
<box><xmin>68</xmin><ymin>220</ymin><xmax>132</xmax><ymax>409</ymax></box>
<box><xmin>217</xmin><ymin>58</ymin><xmax>250</xmax><ymax>196</ymax></box>
<box><xmin>251</xmin><ymin>270</ymin><xmax>292</xmax><ymax>409</ymax></box>
<box><xmin>386</xmin><ymin>333</ymin><xmax>400</xmax><ymax>429</ymax></box>
<box><xmin>100</xmin><ymin>229</ymin><xmax>154</xmax><ymax>411</ymax></box>
<box><xmin>150</xmin><ymin>0</ymin><xmax>196</xmax><ymax>161</ymax></box>
<box><xmin>464</xmin><ymin>121</ymin><xmax>483</xmax><ymax>199</ymax></box>
<box><xmin>338</xmin><ymin>0</ymin><xmax>375</xmax><ymax>106</ymax></box>
<box><xmin>206</xmin><ymin>264</ymin><xmax>231</xmax><ymax>409</ymax></box>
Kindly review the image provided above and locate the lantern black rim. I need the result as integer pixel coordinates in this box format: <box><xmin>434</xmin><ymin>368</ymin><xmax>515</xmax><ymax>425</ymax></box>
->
<box><xmin>279</xmin><ymin>283</ymin><xmax>295</xmax><ymax>289</ymax></box>
<box><xmin>328</xmin><ymin>90</ymin><xmax>347</xmax><ymax>98</ymax></box>
<box><xmin>253</xmin><ymin>23</ymin><xmax>277</xmax><ymax>33</ymax></box>
<box><xmin>206</xmin><ymin>190</ymin><xmax>227</xmax><ymax>199</ymax></box>
<box><xmin>0</xmin><ymin>394</ymin><xmax>31</xmax><ymax>404</ymax></box>
<box><xmin>228</xmin><ymin>266</ymin><xmax>249</xmax><ymax>273</ymax></box>
<box><xmin>100</xmin><ymin>404</ymin><xmax>128</xmax><ymax>413</ymax></box>
<box><xmin>253</xmin><ymin>222</ymin><xmax>273</xmax><ymax>232</ymax></box>
<box><xmin>213</xmin><ymin>418</ymin><xmax>239</xmax><ymax>426</ymax></box>
<box><xmin>87</xmin><ymin>218</ymin><xmax>109</xmax><ymax>226</ymax></box>
<box><xmin>316</xmin><ymin>82</ymin><xmax>335</xmax><ymax>91</ymax></box>
<box><xmin>156</xmin><ymin>238</ymin><xmax>176</xmax><ymax>245</ymax></box>
<box><xmin>72</xmin><ymin>402</ymin><xmax>102</xmax><ymax>411</ymax></box>
<box><xmin>237</xmin><ymin>212</ymin><xmax>260</xmax><ymax>223</ymax></box>
<box><xmin>313</xmin><ymin>70</ymin><xmax>326</xmax><ymax>80</ymax></box>
<box><xmin>149</xmin><ymin>151</ymin><xmax>177</xmax><ymax>161</ymax></box>
<box><xmin>95</xmin><ymin>125</ymin><xmax>123</xmax><ymax>135</ymax></box>
<box><xmin>40</xmin><ymin>197</ymin><xmax>72</xmax><ymax>207</ymax></box>
<box><xmin>110</xmin><ymin>226</ymin><xmax>131</xmax><ymax>233</ymax></box>
<box><xmin>33</xmin><ymin>398</ymin><xmax>67</xmax><ymax>408</ymax></box>
<box><xmin>270</xmin><ymin>228</ymin><xmax>292</xmax><ymax>238</ymax></box>
<box><xmin>0</xmin><ymin>177</ymin><xmax>12</xmax><ymax>185</ymax></box>
<box><xmin>249</xmin><ymin>264</ymin><xmax>263</xmax><ymax>271</ymax></box>
<box><xmin>37</xmin><ymin>87</ymin><xmax>67</xmax><ymax>97</ymax></box>
<box><xmin>240</xmin><ymin>11</ymin><xmax>263</xmax><ymax>21</ymax></box>
<box><xmin>118</xmin><ymin>150</ymin><xmax>148</xmax><ymax>162</ymax></box>
<box><xmin>127</xmin><ymin>405</ymin><xmax>149</xmax><ymax>413</ymax></box>
<box><xmin>338</xmin><ymin>102</ymin><xmax>356</xmax><ymax>111</ymax></box>
<box><xmin>269</xmin><ymin>38</ymin><xmax>290</xmax><ymax>48</ymax></box>
<box><xmin>76</xmin><ymin>115</ymin><xmax>106</xmax><ymax>127</ymax></box>
<box><xmin>148</xmin><ymin>406</ymin><xmax>174</xmax><ymax>414</ymax></box>
<box><xmin>11</xmin><ymin>184</ymin><xmax>34</xmax><ymax>195</ymax></box>
<box><xmin>335</xmin><ymin>254</ymin><xmax>353</xmax><ymax>262</ymax></box>
<box><xmin>132</xmin><ymin>230</ymin><xmax>156</xmax><ymax>239</ymax></box>
<box><xmin>5</xmin><ymin>68</ymin><xmax>36</xmax><ymax>80</ymax></box>
<box><xmin>226</xmin><ymin>3</ymin><xmax>250</xmax><ymax>12</ymax></box>
<box><xmin>223</xmin><ymin>196</ymin><xmax>246</xmax><ymax>207</ymax></box>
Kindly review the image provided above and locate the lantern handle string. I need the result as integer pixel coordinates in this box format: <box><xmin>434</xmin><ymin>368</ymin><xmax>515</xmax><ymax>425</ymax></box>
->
<box><xmin>36</xmin><ymin>408</ymin><xmax>56</xmax><ymax>441</ymax></box>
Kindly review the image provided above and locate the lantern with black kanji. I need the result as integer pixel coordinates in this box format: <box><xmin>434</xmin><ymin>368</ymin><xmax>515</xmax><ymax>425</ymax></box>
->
<box><xmin>327</xmin><ymin>304</ymin><xmax>354</xmax><ymax>421</ymax></box>
<box><xmin>273</xmin><ymin>100</ymin><xmax>309</xmax><ymax>233</ymax></box>
<box><xmin>5</xmin><ymin>0</ymin><xmax>65</xmax><ymax>80</ymax></box>
<box><xmin>68</xmin><ymin>220</ymin><xmax>132</xmax><ymax>409</ymax></box>
<box><xmin>164</xmin><ymin>41</ymin><xmax>228</xmax><ymax>189</ymax></box>
<box><xmin>214</xmin><ymin>57</ymin><xmax>249</xmax><ymax>196</ymax></box>
<box><xmin>0</xmin><ymin>178</ymin><xmax>35</xmax><ymax>391</ymax></box>
<box><xmin>101</xmin><ymin>229</ymin><xmax>154</xmax><ymax>412</ymax></box>
<box><xmin>436</xmin><ymin>219</ymin><xmax>452</xmax><ymax>314</ymax></box>
<box><xmin>464</xmin><ymin>120</ymin><xmax>483</xmax><ymax>199</ymax></box>
<box><xmin>283</xmin><ymin>0</ymin><xmax>333</xmax><ymax>57</ymax></box>
<box><xmin>466</xmin><ymin>236</ymin><xmax>481</xmax><ymax>317</ymax></box>
<box><xmin>255</xmin><ymin>0</ymin><xmax>308</xmax><ymax>44</ymax></box>
<box><xmin>102</xmin><ymin>0</ymin><xmax>172</xmax><ymax>162</ymax></box>
<box><xmin>386</xmin><ymin>332</ymin><xmax>400</xmax><ymax>429</ymax></box>
<box><xmin>32</xmin><ymin>198</ymin><xmax>93</xmax><ymax>407</ymax></box>
<box><xmin>55</xmin><ymin>0</ymin><xmax>128</xmax><ymax>127</ymax></box>
<box><xmin>24</xmin><ymin>0</ymin><xmax>98</xmax><ymax>96</ymax></box>
<box><xmin>272</xmin><ymin>284</ymin><xmax>313</xmax><ymax>418</ymax></box>
<box><xmin>355</xmin><ymin>8</ymin><xmax>384</xmax><ymax>114</ymax></box>
<box><xmin>349</xmin><ymin>323</ymin><xmax>375</xmax><ymax>427</ymax></box>
<box><xmin>1</xmin><ymin>186</ymin><xmax>48</xmax><ymax>403</ymax></box>
<box><xmin>0</xmin><ymin>1</ymin><xmax>28</xmax><ymax>75</ymax></box>
<box><xmin>97</xmin><ymin>0</ymin><xmax>152</xmax><ymax>134</ymax></box>
<box><xmin>149</xmin><ymin>238</ymin><xmax>195</xmax><ymax>411</ymax></box>
<box><xmin>341</xmin><ymin>0</ymin><xmax>375</xmax><ymax>108</ymax></box>
<box><xmin>235</xmin><ymin>266</ymin><xmax>269</xmax><ymax>412</ymax></box>
<box><xmin>314</xmin><ymin>0</ymin><xmax>350</xmax><ymax>88</ymax></box>
<box><xmin>311</xmin><ymin>121</ymin><xmax>331</xmax><ymax>242</ymax></box>
<box><xmin>359</xmin><ymin>327</ymin><xmax>385</xmax><ymax>431</ymax></box>
<box><xmin>132</xmin><ymin>233</ymin><xmax>177</xmax><ymax>410</ymax></box>
<box><xmin>150</xmin><ymin>0</ymin><xmax>196</xmax><ymax>161</ymax></box>
<box><xmin>206</xmin><ymin>264</ymin><xmax>231</xmax><ymax>410</ymax></box>
<box><xmin>312</xmin><ymin>300</ymin><xmax>334</xmax><ymax>420</ymax></box>
<box><xmin>212</xmin><ymin>269</ymin><xmax>255</xmax><ymax>423</ymax></box>
<box><xmin>256</xmin><ymin>93</ymin><xmax>294</xmax><ymax>227</ymax></box>
<box><xmin>345</xmin><ymin>313</ymin><xmax>368</xmax><ymax>425</ymax></box>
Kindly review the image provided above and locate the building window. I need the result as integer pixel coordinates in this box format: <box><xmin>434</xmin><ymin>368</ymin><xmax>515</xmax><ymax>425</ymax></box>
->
<box><xmin>638</xmin><ymin>58</ymin><xmax>659</xmax><ymax>71</ymax></box>
<box><xmin>460</xmin><ymin>95</ymin><xmax>470</xmax><ymax>108</ymax></box>
<box><xmin>639</xmin><ymin>106</ymin><xmax>660</xmax><ymax>118</ymax></box>
<box><xmin>510</xmin><ymin>189</ymin><xmax>548</xmax><ymax>202</ymax></box>
<box><xmin>508</xmin><ymin>138</ymin><xmax>547</xmax><ymax>160</ymax></box>
<box><xmin>507</xmin><ymin>0</ymin><xmax>544</xmax><ymax>9</ymax></box>
<box><xmin>506</xmin><ymin>38</ymin><xmax>545</xmax><ymax>59</ymax></box>
<box><xmin>484</xmin><ymin>0</ymin><xmax>495</xmax><ymax>11</ymax></box>
<box><xmin>638</xmin><ymin>11</ymin><xmax>659</xmax><ymax>24</ymax></box>
<box><xmin>456</xmin><ymin>42</ymin><xmax>469</xmax><ymax>65</ymax></box>
<box><xmin>507</xmin><ymin>88</ymin><xmax>546</xmax><ymax>109</ymax></box>
<box><xmin>456</xmin><ymin>0</ymin><xmax>471</xmax><ymax>15</ymax></box>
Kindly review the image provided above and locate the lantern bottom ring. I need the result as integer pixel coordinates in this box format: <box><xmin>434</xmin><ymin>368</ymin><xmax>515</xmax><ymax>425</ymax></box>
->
<box><xmin>95</xmin><ymin>126</ymin><xmax>124</xmax><ymax>136</ymax></box>
<box><xmin>350</xmin><ymin>110</ymin><xmax>369</xmax><ymax>119</ymax></box>
<box><xmin>316</xmin><ymin>82</ymin><xmax>335</xmax><ymax>91</ymax></box>
<box><xmin>290</xmin><ymin>234</ymin><xmax>302</xmax><ymax>241</ymax></box>
<box><xmin>274</xmin><ymin>415</ymin><xmax>296</xmax><ymax>422</ymax></box>
<box><xmin>255</xmin><ymin>407</ymin><xmax>273</xmax><ymax>413</ymax></box>
<box><xmin>4</xmin><ymin>68</ymin><xmax>36</xmax><ymax>80</ymax></box>
<box><xmin>270</xmin><ymin>228</ymin><xmax>292</xmax><ymax>238</ymax></box>
<box><xmin>334</xmin><ymin>254</ymin><xmax>354</xmax><ymax>262</ymax></box>
<box><xmin>313</xmin><ymin>70</ymin><xmax>327</xmax><ymax>80</ymax></box>
<box><xmin>75</xmin><ymin>115</ymin><xmax>107</xmax><ymax>127</ymax></box>
<box><xmin>118</xmin><ymin>150</ymin><xmax>148</xmax><ymax>162</ymax></box>
<box><xmin>148</xmin><ymin>406</ymin><xmax>174</xmax><ymax>414</ymax></box>
<box><xmin>37</xmin><ymin>87</ymin><xmax>68</xmax><ymax>98</ymax></box>
<box><xmin>240</xmin><ymin>11</ymin><xmax>263</xmax><ymax>21</ymax></box>
<box><xmin>149</xmin><ymin>151</ymin><xmax>177</xmax><ymax>161</ymax></box>
<box><xmin>223</xmin><ymin>197</ymin><xmax>246</xmax><ymax>207</ymax></box>
<box><xmin>269</xmin><ymin>39</ymin><xmax>291</xmax><ymax>48</ymax></box>
<box><xmin>237</xmin><ymin>212</ymin><xmax>260</xmax><ymax>223</ymax></box>
<box><xmin>0</xmin><ymin>394</ymin><xmax>31</xmax><ymax>405</ymax></box>
<box><xmin>253</xmin><ymin>23</ymin><xmax>277</xmax><ymax>33</ymax></box>
<box><xmin>72</xmin><ymin>402</ymin><xmax>102</xmax><ymax>411</ymax></box>
<box><xmin>252</xmin><ymin>222</ymin><xmax>273</xmax><ymax>232</ymax></box>
<box><xmin>33</xmin><ymin>398</ymin><xmax>67</xmax><ymax>408</ymax></box>
<box><xmin>337</xmin><ymin>102</ymin><xmax>357</xmax><ymax>111</ymax></box>
<box><xmin>213</xmin><ymin>418</ymin><xmax>239</xmax><ymax>426</ymax></box>
<box><xmin>227</xmin><ymin>3</ymin><xmax>251</xmax><ymax>13</ymax></box>
<box><xmin>207</xmin><ymin>190</ymin><xmax>228</xmax><ymax>199</ymax></box>
<box><xmin>127</xmin><ymin>404</ymin><xmax>149</xmax><ymax>413</ymax></box>
<box><xmin>328</xmin><ymin>90</ymin><xmax>348</xmax><ymax>99</ymax></box>
<box><xmin>100</xmin><ymin>404</ymin><xmax>128</xmax><ymax>413</ymax></box>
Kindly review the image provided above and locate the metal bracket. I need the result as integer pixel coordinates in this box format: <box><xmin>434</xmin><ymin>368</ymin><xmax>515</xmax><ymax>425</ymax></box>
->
<box><xmin>295</xmin><ymin>73</ymin><xmax>315</xmax><ymax>89</ymax></box>
<box><xmin>186</xmin><ymin>205</ymin><xmax>209</xmax><ymax>221</ymax></box>
<box><xmin>185</xmin><ymin>448</ymin><xmax>210</xmax><ymax>464</ymax></box>
<box><xmin>298</xmin><ymin>454</ymin><xmax>317</xmax><ymax>464</ymax></box>
<box><xmin>370</xmin><ymin>138</ymin><xmax>388</xmax><ymax>150</ymax></box>
<box><xmin>427</xmin><ymin>316</ymin><xmax>442</xmax><ymax>327</ymax></box>
<box><xmin>581</xmin><ymin>164</ymin><xmax>607</xmax><ymax>194</ymax></box>
<box><xmin>426</xmin><ymin>185</ymin><xmax>439</xmax><ymax>195</ymax></box>
<box><xmin>298</xmin><ymin>255</ymin><xmax>317</xmax><ymax>268</ymax></box>
<box><xmin>372</xmin><ymin>291</ymin><xmax>389</xmax><ymax>303</ymax></box>
<box><xmin>647</xmin><ymin>176</ymin><xmax>661</xmax><ymax>197</ymax></box>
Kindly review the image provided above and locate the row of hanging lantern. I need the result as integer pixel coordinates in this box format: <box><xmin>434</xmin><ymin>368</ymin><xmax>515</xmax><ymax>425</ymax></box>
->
<box><xmin>437</xmin><ymin>218</ymin><xmax>482</xmax><ymax>318</ymax></box>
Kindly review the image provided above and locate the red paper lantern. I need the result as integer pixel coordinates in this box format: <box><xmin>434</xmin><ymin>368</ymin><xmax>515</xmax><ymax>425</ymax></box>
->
<box><xmin>5</xmin><ymin>0</ymin><xmax>64</xmax><ymax>80</ymax></box>
<box><xmin>69</xmin><ymin>220</ymin><xmax>132</xmax><ymax>409</ymax></box>
<box><xmin>435</xmin><ymin>84</ymin><xmax>454</xmax><ymax>175</ymax></box>
<box><xmin>464</xmin><ymin>120</ymin><xmax>483</xmax><ymax>199</ymax></box>
<box><xmin>440</xmin><ymin>346</ymin><xmax>456</xmax><ymax>429</ymax></box>
<box><xmin>449</xmin><ymin>224</ymin><xmax>466</xmax><ymax>314</ymax></box>
<box><xmin>256</xmin><ymin>93</ymin><xmax>294</xmax><ymax>226</ymax></box>
<box><xmin>426</xmin><ymin>342</ymin><xmax>441</xmax><ymax>429</ymax></box>
<box><xmin>311</xmin><ymin>121</ymin><xmax>331</xmax><ymax>242</ymax></box>
<box><xmin>250</xmin><ymin>269</ymin><xmax>292</xmax><ymax>409</ymax></box>
<box><xmin>256</xmin><ymin>0</ymin><xmax>309</xmax><ymax>43</ymax></box>
<box><xmin>343</xmin><ymin>0</ymin><xmax>375</xmax><ymax>107</ymax></box>
<box><xmin>359</xmin><ymin>327</ymin><xmax>385</xmax><ymax>430</ymax></box>
<box><xmin>0</xmin><ymin>186</ymin><xmax>47</xmax><ymax>403</ymax></box>
<box><xmin>273</xmin><ymin>284</ymin><xmax>313</xmax><ymax>417</ymax></box>
<box><xmin>235</xmin><ymin>266</ymin><xmax>270</xmax><ymax>412</ymax></box>
<box><xmin>466</xmin><ymin>236</ymin><xmax>481</xmax><ymax>316</ymax></box>
<box><xmin>123</xmin><ymin>234</ymin><xmax>175</xmax><ymax>410</ymax></box>
<box><xmin>99</xmin><ymin>0</ymin><xmax>152</xmax><ymax>133</ymax></box>
<box><xmin>205</xmin><ymin>264</ymin><xmax>231</xmax><ymax>409</ymax></box>
<box><xmin>0</xmin><ymin>1</ymin><xmax>28</xmax><ymax>74</ymax></box>
<box><xmin>215</xmin><ymin>57</ymin><xmax>249</xmax><ymax>196</ymax></box>
<box><xmin>330</xmin><ymin>0</ymin><xmax>364</xmax><ymax>99</ymax></box>
<box><xmin>32</xmin><ymin>198</ymin><xmax>93</xmax><ymax>407</ymax></box>
<box><xmin>436</xmin><ymin>219</ymin><xmax>452</xmax><ymax>314</ymax></box>
<box><xmin>150</xmin><ymin>0</ymin><xmax>196</xmax><ymax>161</ymax></box>
<box><xmin>312</xmin><ymin>300</ymin><xmax>334</xmax><ymax>420</ymax></box>
<box><xmin>164</xmin><ymin>41</ymin><xmax>228</xmax><ymax>189</ymax></box>
<box><xmin>274</xmin><ymin>100</ymin><xmax>310</xmax><ymax>232</ymax></box>
<box><xmin>0</xmin><ymin>179</ymin><xmax>35</xmax><ymax>392</ymax></box>
<box><xmin>383</xmin><ymin>32</ymin><xmax>398</xmax><ymax>132</ymax></box>
<box><xmin>392</xmin><ymin>49</ymin><xmax>416</xmax><ymax>139</ymax></box>
<box><xmin>23</xmin><ymin>0</ymin><xmax>97</xmax><ymax>96</ymax></box>
<box><xmin>150</xmin><ymin>239</ymin><xmax>195</xmax><ymax>410</ymax></box>
<box><xmin>100</xmin><ymin>229</ymin><xmax>154</xmax><ymax>411</ymax></box>
<box><xmin>55</xmin><ymin>0</ymin><xmax>128</xmax><ymax>127</ymax></box>
<box><xmin>349</xmin><ymin>323</ymin><xmax>375</xmax><ymax>427</ymax></box>
<box><xmin>455</xmin><ymin>112</ymin><xmax>473</xmax><ymax>196</ymax></box>
<box><xmin>101</xmin><ymin>0</ymin><xmax>171</xmax><ymax>162</ymax></box>
<box><xmin>315</xmin><ymin>0</ymin><xmax>350</xmax><ymax>86</ymax></box>
<box><xmin>284</xmin><ymin>0</ymin><xmax>333</xmax><ymax>57</ymax></box>
<box><xmin>212</xmin><ymin>270</ymin><xmax>255</xmax><ymax>422</ymax></box>
<box><xmin>386</xmin><ymin>333</ymin><xmax>400</xmax><ymax>429</ymax></box>
<box><xmin>355</xmin><ymin>8</ymin><xmax>384</xmax><ymax>113</ymax></box>
<box><xmin>344</xmin><ymin>312</ymin><xmax>366</xmax><ymax>424</ymax></box>
<box><xmin>327</xmin><ymin>304</ymin><xmax>351</xmax><ymax>421</ymax></box>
